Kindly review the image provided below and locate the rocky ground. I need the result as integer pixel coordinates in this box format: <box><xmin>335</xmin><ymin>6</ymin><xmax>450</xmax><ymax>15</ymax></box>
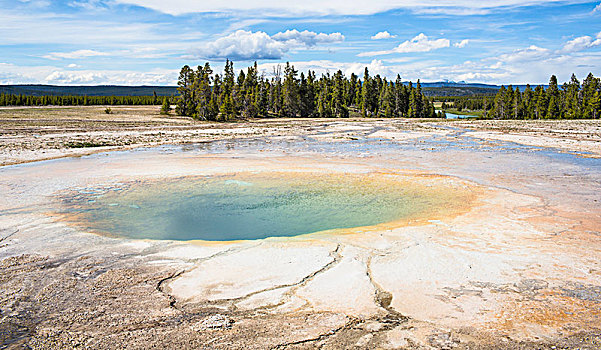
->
<box><xmin>2</xmin><ymin>252</ymin><xmax>598</xmax><ymax>350</ymax></box>
<box><xmin>1</xmin><ymin>106</ymin><xmax>599</xmax><ymax>166</ymax></box>
<box><xmin>1</xmin><ymin>106</ymin><xmax>600</xmax><ymax>349</ymax></box>
<box><xmin>452</xmin><ymin>119</ymin><xmax>601</xmax><ymax>157</ymax></box>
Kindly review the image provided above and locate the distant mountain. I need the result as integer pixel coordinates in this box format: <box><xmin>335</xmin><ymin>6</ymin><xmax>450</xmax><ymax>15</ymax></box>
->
<box><xmin>416</xmin><ymin>81</ymin><xmax>544</xmax><ymax>89</ymax></box>
<box><xmin>416</xmin><ymin>81</ymin><xmax>498</xmax><ymax>89</ymax></box>
<box><xmin>0</xmin><ymin>85</ymin><xmax>178</xmax><ymax>96</ymax></box>
<box><xmin>417</xmin><ymin>82</ymin><xmax>548</xmax><ymax>97</ymax></box>
<box><xmin>422</xmin><ymin>86</ymin><xmax>498</xmax><ymax>97</ymax></box>
<box><xmin>0</xmin><ymin>82</ymin><xmax>546</xmax><ymax>98</ymax></box>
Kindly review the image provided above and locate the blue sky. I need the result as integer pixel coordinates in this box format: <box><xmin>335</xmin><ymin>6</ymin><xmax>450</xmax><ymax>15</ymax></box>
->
<box><xmin>1</xmin><ymin>0</ymin><xmax>600</xmax><ymax>85</ymax></box>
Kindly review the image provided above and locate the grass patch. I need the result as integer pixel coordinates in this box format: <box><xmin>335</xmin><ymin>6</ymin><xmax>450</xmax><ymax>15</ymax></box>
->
<box><xmin>433</xmin><ymin>101</ymin><xmax>455</xmax><ymax>108</ymax></box>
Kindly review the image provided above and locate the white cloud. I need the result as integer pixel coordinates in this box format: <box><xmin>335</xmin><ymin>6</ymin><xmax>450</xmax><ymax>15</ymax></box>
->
<box><xmin>69</xmin><ymin>0</ymin><xmax>105</xmax><ymax>10</ymax></box>
<box><xmin>561</xmin><ymin>32</ymin><xmax>601</xmax><ymax>53</ymax></box>
<box><xmin>2</xmin><ymin>46</ymin><xmax>601</xmax><ymax>87</ymax></box>
<box><xmin>2</xmin><ymin>27</ymin><xmax>601</xmax><ymax>86</ymax></box>
<box><xmin>42</xmin><ymin>69</ymin><xmax>177</xmax><ymax>85</ymax></box>
<box><xmin>112</xmin><ymin>0</ymin><xmax>594</xmax><ymax>16</ymax></box>
<box><xmin>358</xmin><ymin>33</ymin><xmax>450</xmax><ymax>56</ymax></box>
<box><xmin>190</xmin><ymin>30</ymin><xmax>286</xmax><ymax>61</ymax></box>
<box><xmin>444</xmin><ymin>36</ymin><xmax>601</xmax><ymax>84</ymax></box>
<box><xmin>45</xmin><ymin>71</ymin><xmax>106</xmax><ymax>84</ymax></box>
<box><xmin>16</xmin><ymin>0</ymin><xmax>50</xmax><ymax>8</ymax></box>
<box><xmin>43</xmin><ymin>49</ymin><xmax>110</xmax><ymax>60</ymax></box>
<box><xmin>272</xmin><ymin>29</ymin><xmax>344</xmax><ymax>46</ymax></box>
<box><xmin>67</xmin><ymin>63</ymin><xmax>81</xmax><ymax>68</ymax></box>
<box><xmin>393</xmin><ymin>33</ymin><xmax>450</xmax><ymax>53</ymax></box>
<box><xmin>411</xmin><ymin>7</ymin><xmax>490</xmax><ymax>15</ymax></box>
<box><xmin>189</xmin><ymin>29</ymin><xmax>344</xmax><ymax>61</ymax></box>
<box><xmin>0</xmin><ymin>11</ymin><xmax>195</xmax><ymax>46</ymax></box>
<box><xmin>498</xmin><ymin>45</ymin><xmax>551</xmax><ymax>63</ymax></box>
<box><xmin>42</xmin><ymin>47</ymin><xmax>172</xmax><ymax>61</ymax></box>
<box><xmin>254</xmin><ymin>35</ymin><xmax>601</xmax><ymax>85</ymax></box>
<box><xmin>593</xmin><ymin>3</ymin><xmax>601</xmax><ymax>13</ymax></box>
<box><xmin>0</xmin><ymin>62</ymin><xmax>179</xmax><ymax>85</ymax></box>
<box><xmin>454</xmin><ymin>39</ymin><xmax>470</xmax><ymax>48</ymax></box>
<box><xmin>371</xmin><ymin>31</ymin><xmax>396</xmax><ymax>40</ymax></box>
<box><xmin>381</xmin><ymin>57</ymin><xmax>416</xmax><ymax>63</ymax></box>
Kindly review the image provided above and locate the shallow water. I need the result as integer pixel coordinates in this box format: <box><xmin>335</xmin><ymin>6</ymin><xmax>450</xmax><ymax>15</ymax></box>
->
<box><xmin>444</xmin><ymin>112</ymin><xmax>479</xmax><ymax>119</ymax></box>
<box><xmin>58</xmin><ymin>172</ymin><xmax>468</xmax><ymax>241</ymax></box>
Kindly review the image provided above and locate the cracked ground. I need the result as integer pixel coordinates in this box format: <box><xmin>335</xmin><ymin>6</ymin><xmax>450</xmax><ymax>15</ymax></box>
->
<box><xmin>1</xmin><ymin>112</ymin><xmax>601</xmax><ymax>349</ymax></box>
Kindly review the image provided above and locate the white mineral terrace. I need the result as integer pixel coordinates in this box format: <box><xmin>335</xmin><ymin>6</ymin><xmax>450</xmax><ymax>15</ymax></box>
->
<box><xmin>1</xmin><ymin>124</ymin><xmax>600</xmax><ymax>348</ymax></box>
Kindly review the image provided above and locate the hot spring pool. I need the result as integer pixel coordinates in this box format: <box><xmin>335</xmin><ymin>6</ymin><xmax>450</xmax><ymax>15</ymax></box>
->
<box><xmin>57</xmin><ymin>172</ymin><xmax>472</xmax><ymax>241</ymax></box>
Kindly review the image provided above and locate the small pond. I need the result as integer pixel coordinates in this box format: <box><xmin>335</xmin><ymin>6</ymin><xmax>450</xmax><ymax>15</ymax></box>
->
<box><xmin>57</xmin><ymin>172</ymin><xmax>471</xmax><ymax>241</ymax></box>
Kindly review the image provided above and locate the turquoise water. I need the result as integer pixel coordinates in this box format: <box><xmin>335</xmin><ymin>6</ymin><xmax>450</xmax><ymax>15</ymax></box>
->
<box><xmin>59</xmin><ymin>172</ymin><xmax>463</xmax><ymax>241</ymax></box>
<box><xmin>435</xmin><ymin>110</ymin><xmax>479</xmax><ymax>119</ymax></box>
<box><xmin>444</xmin><ymin>112</ymin><xmax>479</xmax><ymax>119</ymax></box>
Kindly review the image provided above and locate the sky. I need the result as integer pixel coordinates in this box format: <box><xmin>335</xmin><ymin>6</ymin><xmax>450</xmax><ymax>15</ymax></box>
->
<box><xmin>1</xmin><ymin>0</ymin><xmax>600</xmax><ymax>85</ymax></box>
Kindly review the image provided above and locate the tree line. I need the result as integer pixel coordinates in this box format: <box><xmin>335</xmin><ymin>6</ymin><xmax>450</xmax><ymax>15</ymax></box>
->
<box><xmin>487</xmin><ymin>73</ymin><xmax>601</xmax><ymax>119</ymax></box>
<box><xmin>437</xmin><ymin>95</ymin><xmax>494</xmax><ymax>112</ymax></box>
<box><xmin>4</xmin><ymin>66</ymin><xmax>598</xmax><ymax>120</ymax></box>
<box><xmin>0</xmin><ymin>93</ymin><xmax>167</xmax><ymax>107</ymax></box>
<box><xmin>175</xmin><ymin>61</ymin><xmax>441</xmax><ymax>120</ymax></box>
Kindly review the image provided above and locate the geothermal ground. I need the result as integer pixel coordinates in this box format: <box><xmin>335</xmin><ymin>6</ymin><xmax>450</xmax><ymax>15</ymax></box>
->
<box><xmin>1</xmin><ymin>106</ymin><xmax>600</xmax><ymax>349</ymax></box>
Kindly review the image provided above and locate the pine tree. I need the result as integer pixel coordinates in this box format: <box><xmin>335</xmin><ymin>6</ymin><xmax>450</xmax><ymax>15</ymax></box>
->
<box><xmin>592</xmin><ymin>90</ymin><xmax>601</xmax><ymax>119</ymax></box>
<box><xmin>331</xmin><ymin>70</ymin><xmax>348</xmax><ymax>118</ymax></box>
<box><xmin>220</xmin><ymin>94</ymin><xmax>235</xmax><ymax>120</ymax></box>
<box><xmin>503</xmin><ymin>85</ymin><xmax>514</xmax><ymax>119</ymax></box>
<box><xmin>393</xmin><ymin>75</ymin><xmax>405</xmax><ymax>117</ymax></box>
<box><xmin>414</xmin><ymin>80</ymin><xmax>424</xmax><ymax>117</ymax></box>
<box><xmin>271</xmin><ymin>79</ymin><xmax>283</xmax><ymax>116</ymax></box>
<box><xmin>160</xmin><ymin>97</ymin><xmax>171</xmax><ymax>115</ymax></box>
<box><xmin>196</xmin><ymin>63</ymin><xmax>217</xmax><ymax>121</ymax></box>
<box><xmin>298</xmin><ymin>71</ymin><xmax>317</xmax><ymax>118</ymax></box>
<box><xmin>348</xmin><ymin>73</ymin><xmax>358</xmax><ymax>106</ymax></box>
<box><xmin>547</xmin><ymin>94</ymin><xmax>559</xmax><ymax>119</ymax></box>
<box><xmin>282</xmin><ymin>62</ymin><xmax>299</xmax><ymax>117</ymax></box>
<box><xmin>534</xmin><ymin>85</ymin><xmax>547</xmax><ymax>119</ymax></box>
<box><xmin>218</xmin><ymin>59</ymin><xmax>236</xmax><ymax>120</ymax></box>
<box><xmin>317</xmin><ymin>79</ymin><xmax>330</xmax><ymax>118</ymax></box>
<box><xmin>564</xmin><ymin>73</ymin><xmax>581</xmax><ymax>118</ymax></box>
<box><xmin>489</xmin><ymin>86</ymin><xmax>507</xmax><ymax>119</ymax></box>
<box><xmin>546</xmin><ymin>75</ymin><xmax>561</xmax><ymax>119</ymax></box>
<box><xmin>407</xmin><ymin>82</ymin><xmax>415</xmax><ymax>117</ymax></box>
<box><xmin>381</xmin><ymin>82</ymin><xmax>395</xmax><ymax>118</ymax></box>
<box><xmin>305</xmin><ymin>71</ymin><xmax>317</xmax><ymax>117</ymax></box>
<box><xmin>374</xmin><ymin>75</ymin><xmax>383</xmax><ymax>116</ymax></box>
<box><xmin>257</xmin><ymin>79</ymin><xmax>269</xmax><ymax>117</ymax></box>
<box><xmin>522</xmin><ymin>85</ymin><xmax>534</xmax><ymax>119</ymax></box>
<box><xmin>513</xmin><ymin>87</ymin><xmax>523</xmax><ymax>119</ymax></box>
<box><xmin>240</xmin><ymin>62</ymin><xmax>259</xmax><ymax>119</ymax></box>
<box><xmin>176</xmin><ymin>65</ymin><xmax>194</xmax><ymax>116</ymax></box>
<box><xmin>361</xmin><ymin>68</ymin><xmax>370</xmax><ymax>116</ymax></box>
<box><xmin>581</xmin><ymin>73</ymin><xmax>599</xmax><ymax>118</ymax></box>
